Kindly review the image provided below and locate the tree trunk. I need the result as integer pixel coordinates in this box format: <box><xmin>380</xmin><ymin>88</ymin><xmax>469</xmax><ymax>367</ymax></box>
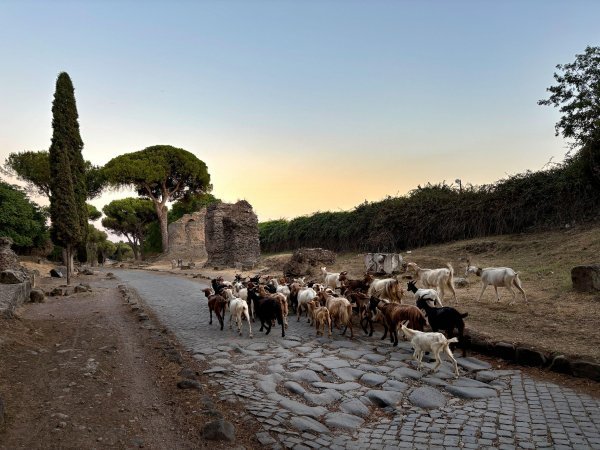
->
<box><xmin>139</xmin><ymin>236</ymin><xmax>145</xmax><ymax>261</ymax></box>
<box><xmin>155</xmin><ymin>202</ymin><xmax>169</xmax><ymax>253</ymax></box>
<box><xmin>66</xmin><ymin>244</ymin><xmax>72</xmax><ymax>286</ymax></box>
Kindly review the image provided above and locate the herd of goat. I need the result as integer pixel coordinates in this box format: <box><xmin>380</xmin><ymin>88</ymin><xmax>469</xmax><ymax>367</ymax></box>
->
<box><xmin>201</xmin><ymin>260</ymin><xmax>527</xmax><ymax>377</ymax></box>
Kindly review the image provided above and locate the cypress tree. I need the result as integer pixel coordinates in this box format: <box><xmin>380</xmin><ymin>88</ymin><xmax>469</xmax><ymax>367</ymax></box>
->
<box><xmin>48</xmin><ymin>72</ymin><xmax>87</xmax><ymax>284</ymax></box>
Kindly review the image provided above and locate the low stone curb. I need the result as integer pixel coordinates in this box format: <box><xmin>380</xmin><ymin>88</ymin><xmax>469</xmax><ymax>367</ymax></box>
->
<box><xmin>469</xmin><ymin>330</ymin><xmax>600</xmax><ymax>382</ymax></box>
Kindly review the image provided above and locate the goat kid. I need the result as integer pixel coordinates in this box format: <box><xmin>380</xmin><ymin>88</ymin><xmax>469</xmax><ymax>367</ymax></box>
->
<box><xmin>313</xmin><ymin>306</ymin><xmax>332</xmax><ymax>337</ymax></box>
<box><xmin>415</xmin><ymin>297</ymin><xmax>468</xmax><ymax>356</ymax></box>
<box><xmin>400</xmin><ymin>324</ymin><xmax>460</xmax><ymax>377</ymax></box>
<box><xmin>465</xmin><ymin>259</ymin><xmax>527</xmax><ymax>304</ymax></box>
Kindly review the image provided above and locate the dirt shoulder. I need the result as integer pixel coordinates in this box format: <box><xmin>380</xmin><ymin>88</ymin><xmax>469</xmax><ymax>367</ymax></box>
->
<box><xmin>0</xmin><ymin>274</ymin><xmax>255</xmax><ymax>449</ymax></box>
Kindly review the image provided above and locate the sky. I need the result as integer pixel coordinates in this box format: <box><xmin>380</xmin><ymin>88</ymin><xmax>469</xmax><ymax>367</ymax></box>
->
<box><xmin>1</xmin><ymin>0</ymin><xmax>599</xmax><ymax>229</ymax></box>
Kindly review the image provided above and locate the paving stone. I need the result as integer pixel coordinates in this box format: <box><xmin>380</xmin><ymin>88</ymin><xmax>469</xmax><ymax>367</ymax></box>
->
<box><xmin>366</xmin><ymin>390</ymin><xmax>403</xmax><ymax>407</ymax></box>
<box><xmin>324</xmin><ymin>412</ymin><xmax>365</xmax><ymax>429</ymax></box>
<box><xmin>255</xmin><ymin>431</ymin><xmax>277</xmax><ymax>445</ymax></box>
<box><xmin>314</xmin><ymin>357</ymin><xmax>351</xmax><ymax>369</ymax></box>
<box><xmin>313</xmin><ymin>381</ymin><xmax>361</xmax><ymax>391</ymax></box>
<box><xmin>421</xmin><ymin>376</ymin><xmax>449</xmax><ymax>387</ymax></box>
<box><xmin>455</xmin><ymin>356</ymin><xmax>492</xmax><ymax>371</ymax></box>
<box><xmin>363</xmin><ymin>353</ymin><xmax>387</xmax><ymax>363</ymax></box>
<box><xmin>284</xmin><ymin>381</ymin><xmax>306</xmax><ymax>395</ymax></box>
<box><xmin>290</xmin><ymin>370</ymin><xmax>322</xmax><ymax>383</ymax></box>
<box><xmin>338</xmin><ymin>350</ymin><xmax>367</xmax><ymax>359</ymax></box>
<box><xmin>279</xmin><ymin>398</ymin><xmax>328</xmax><ymax>418</ymax></box>
<box><xmin>382</xmin><ymin>379</ymin><xmax>409</xmax><ymax>392</ymax></box>
<box><xmin>453</xmin><ymin>377</ymin><xmax>495</xmax><ymax>388</ymax></box>
<box><xmin>203</xmin><ymin>366</ymin><xmax>229</xmax><ymax>374</ymax></box>
<box><xmin>339</xmin><ymin>399</ymin><xmax>370</xmax><ymax>418</ymax></box>
<box><xmin>332</xmin><ymin>367</ymin><xmax>366</xmax><ymax>381</ymax></box>
<box><xmin>445</xmin><ymin>385</ymin><xmax>499</xmax><ymax>399</ymax></box>
<box><xmin>408</xmin><ymin>386</ymin><xmax>448</xmax><ymax>409</ymax></box>
<box><xmin>303</xmin><ymin>389</ymin><xmax>343</xmax><ymax>406</ymax></box>
<box><xmin>389</xmin><ymin>366</ymin><xmax>423</xmax><ymax>380</ymax></box>
<box><xmin>360</xmin><ymin>372</ymin><xmax>387</xmax><ymax>386</ymax></box>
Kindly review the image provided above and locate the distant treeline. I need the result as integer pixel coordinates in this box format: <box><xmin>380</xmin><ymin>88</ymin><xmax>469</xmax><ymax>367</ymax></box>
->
<box><xmin>259</xmin><ymin>142</ymin><xmax>600</xmax><ymax>253</ymax></box>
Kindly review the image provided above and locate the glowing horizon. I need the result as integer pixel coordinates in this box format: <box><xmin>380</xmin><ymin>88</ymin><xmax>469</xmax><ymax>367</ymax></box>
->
<box><xmin>0</xmin><ymin>1</ymin><xmax>593</xmax><ymax>229</ymax></box>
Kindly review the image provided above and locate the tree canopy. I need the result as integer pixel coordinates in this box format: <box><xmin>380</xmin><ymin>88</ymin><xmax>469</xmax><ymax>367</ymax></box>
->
<box><xmin>539</xmin><ymin>46</ymin><xmax>600</xmax><ymax>147</ymax></box>
<box><xmin>102</xmin><ymin>145</ymin><xmax>211</xmax><ymax>252</ymax></box>
<box><xmin>102</xmin><ymin>197</ymin><xmax>157</xmax><ymax>260</ymax></box>
<box><xmin>4</xmin><ymin>150</ymin><xmax>105</xmax><ymax>200</ymax></box>
<box><xmin>0</xmin><ymin>181</ymin><xmax>50</xmax><ymax>250</ymax></box>
<box><xmin>169</xmin><ymin>192</ymin><xmax>219</xmax><ymax>223</ymax></box>
<box><xmin>48</xmin><ymin>72</ymin><xmax>88</xmax><ymax>284</ymax></box>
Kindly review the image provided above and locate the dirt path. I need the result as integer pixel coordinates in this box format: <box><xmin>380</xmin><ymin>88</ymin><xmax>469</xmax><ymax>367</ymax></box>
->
<box><xmin>0</xmin><ymin>276</ymin><xmax>251</xmax><ymax>449</ymax></box>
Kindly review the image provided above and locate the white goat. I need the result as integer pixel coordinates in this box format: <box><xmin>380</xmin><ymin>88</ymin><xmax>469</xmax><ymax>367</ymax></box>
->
<box><xmin>406</xmin><ymin>280</ymin><xmax>443</xmax><ymax>307</ymax></box>
<box><xmin>367</xmin><ymin>278</ymin><xmax>404</xmax><ymax>303</ymax></box>
<box><xmin>321</xmin><ymin>267</ymin><xmax>347</xmax><ymax>291</ymax></box>
<box><xmin>400</xmin><ymin>323</ymin><xmax>459</xmax><ymax>377</ymax></box>
<box><xmin>465</xmin><ymin>259</ymin><xmax>527</xmax><ymax>304</ymax></box>
<box><xmin>296</xmin><ymin>287</ymin><xmax>318</xmax><ymax>322</ymax></box>
<box><xmin>406</xmin><ymin>262</ymin><xmax>457</xmax><ymax>303</ymax></box>
<box><xmin>227</xmin><ymin>296</ymin><xmax>253</xmax><ymax>337</ymax></box>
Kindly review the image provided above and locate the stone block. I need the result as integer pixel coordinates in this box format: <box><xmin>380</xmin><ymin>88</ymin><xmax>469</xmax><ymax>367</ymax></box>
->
<box><xmin>0</xmin><ymin>281</ymin><xmax>31</xmax><ymax>318</ymax></box>
<box><xmin>29</xmin><ymin>288</ymin><xmax>45</xmax><ymax>303</ymax></box>
<box><xmin>201</xmin><ymin>419</ymin><xmax>236</xmax><ymax>442</ymax></box>
<box><xmin>0</xmin><ymin>270</ymin><xmax>27</xmax><ymax>284</ymax></box>
<box><xmin>492</xmin><ymin>342</ymin><xmax>515</xmax><ymax>360</ymax></box>
<box><xmin>571</xmin><ymin>264</ymin><xmax>600</xmax><ymax>292</ymax></box>
<box><xmin>571</xmin><ymin>360</ymin><xmax>600</xmax><ymax>382</ymax></box>
<box><xmin>515</xmin><ymin>347</ymin><xmax>547</xmax><ymax>367</ymax></box>
<box><xmin>50</xmin><ymin>268</ymin><xmax>63</xmax><ymax>278</ymax></box>
<box><xmin>549</xmin><ymin>355</ymin><xmax>572</xmax><ymax>375</ymax></box>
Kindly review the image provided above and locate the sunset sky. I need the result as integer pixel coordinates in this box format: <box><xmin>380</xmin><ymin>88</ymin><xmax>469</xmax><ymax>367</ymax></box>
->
<box><xmin>1</xmin><ymin>1</ymin><xmax>599</xmax><ymax>226</ymax></box>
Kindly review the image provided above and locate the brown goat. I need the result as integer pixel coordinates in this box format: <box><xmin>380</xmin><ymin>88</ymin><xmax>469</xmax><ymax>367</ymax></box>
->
<box><xmin>345</xmin><ymin>290</ymin><xmax>374</xmax><ymax>336</ymax></box>
<box><xmin>314</xmin><ymin>306</ymin><xmax>332</xmax><ymax>337</ymax></box>
<box><xmin>306</xmin><ymin>299</ymin><xmax>320</xmax><ymax>325</ymax></box>
<box><xmin>339</xmin><ymin>272</ymin><xmax>374</xmax><ymax>294</ymax></box>
<box><xmin>324</xmin><ymin>294</ymin><xmax>354</xmax><ymax>339</ymax></box>
<box><xmin>371</xmin><ymin>298</ymin><xmax>426</xmax><ymax>346</ymax></box>
<box><xmin>202</xmin><ymin>287</ymin><xmax>228</xmax><ymax>331</ymax></box>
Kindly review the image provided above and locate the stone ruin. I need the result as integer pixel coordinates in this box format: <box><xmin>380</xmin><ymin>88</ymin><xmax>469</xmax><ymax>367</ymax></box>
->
<box><xmin>0</xmin><ymin>237</ymin><xmax>33</xmax><ymax>318</ymax></box>
<box><xmin>167</xmin><ymin>209</ymin><xmax>208</xmax><ymax>262</ymax></box>
<box><xmin>365</xmin><ymin>253</ymin><xmax>402</xmax><ymax>274</ymax></box>
<box><xmin>283</xmin><ymin>248</ymin><xmax>336</xmax><ymax>278</ymax></box>
<box><xmin>204</xmin><ymin>200</ymin><xmax>260</xmax><ymax>270</ymax></box>
<box><xmin>0</xmin><ymin>237</ymin><xmax>20</xmax><ymax>272</ymax></box>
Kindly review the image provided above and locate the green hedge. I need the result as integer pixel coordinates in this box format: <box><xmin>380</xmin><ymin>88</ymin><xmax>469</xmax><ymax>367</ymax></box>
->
<box><xmin>259</xmin><ymin>143</ymin><xmax>600</xmax><ymax>253</ymax></box>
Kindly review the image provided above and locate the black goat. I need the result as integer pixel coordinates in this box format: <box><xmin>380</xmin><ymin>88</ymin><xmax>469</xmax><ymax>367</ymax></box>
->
<box><xmin>247</xmin><ymin>286</ymin><xmax>285</xmax><ymax>337</ymax></box>
<box><xmin>415</xmin><ymin>297</ymin><xmax>469</xmax><ymax>356</ymax></box>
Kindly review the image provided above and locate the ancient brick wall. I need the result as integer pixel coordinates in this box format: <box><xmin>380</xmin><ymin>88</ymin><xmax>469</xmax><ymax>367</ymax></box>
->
<box><xmin>204</xmin><ymin>201</ymin><xmax>260</xmax><ymax>269</ymax></box>
<box><xmin>166</xmin><ymin>209</ymin><xmax>208</xmax><ymax>261</ymax></box>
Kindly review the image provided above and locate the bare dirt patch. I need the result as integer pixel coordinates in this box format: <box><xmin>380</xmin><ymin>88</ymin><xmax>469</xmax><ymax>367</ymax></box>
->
<box><xmin>0</xmin><ymin>274</ymin><xmax>256</xmax><ymax>449</ymax></box>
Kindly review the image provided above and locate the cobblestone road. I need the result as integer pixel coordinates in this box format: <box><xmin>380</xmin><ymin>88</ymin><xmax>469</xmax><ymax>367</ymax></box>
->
<box><xmin>116</xmin><ymin>270</ymin><xmax>600</xmax><ymax>449</ymax></box>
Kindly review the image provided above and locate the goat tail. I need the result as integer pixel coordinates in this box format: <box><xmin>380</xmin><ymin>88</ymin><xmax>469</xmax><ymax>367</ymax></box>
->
<box><xmin>461</xmin><ymin>312</ymin><xmax>469</xmax><ymax>318</ymax></box>
<box><xmin>447</xmin><ymin>337</ymin><xmax>459</xmax><ymax>344</ymax></box>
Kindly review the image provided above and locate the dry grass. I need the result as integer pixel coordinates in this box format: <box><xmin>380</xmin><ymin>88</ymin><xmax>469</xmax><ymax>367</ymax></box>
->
<box><xmin>267</xmin><ymin>225</ymin><xmax>600</xmax><ymax>363</ymax></box>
